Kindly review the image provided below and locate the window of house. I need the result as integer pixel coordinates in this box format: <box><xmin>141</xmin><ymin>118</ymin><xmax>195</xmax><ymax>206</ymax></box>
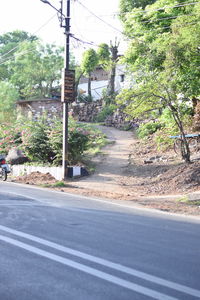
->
<box><xmin>120</xmin><ymin>74</ymin><xmax>125</xmax><ymax>82</ymax></box>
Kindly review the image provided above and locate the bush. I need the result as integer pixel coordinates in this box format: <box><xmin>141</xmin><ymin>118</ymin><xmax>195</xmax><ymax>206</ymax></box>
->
<box><xmin>0</xmin><ymin>116</ymin><xmax>107</xmax><ymax>165</ymax></box>
<box><xmin>0</xmin><ymin>123</ymin><xmax>22</xmax><ymax>155</ymax></box>
<box><xmin>21</xmin><ymin>118</ymin><xmax>53</xmax><ymax>163</ymax></box>
<box><xmin>95</xmin><ymin>104</ymin><xmax>116</xmax><ymax>122</ymax></box>
<box><xmin>137</xmin><ymin>121</ymin><xmax>163</xmax><ymax>138</ymax></box>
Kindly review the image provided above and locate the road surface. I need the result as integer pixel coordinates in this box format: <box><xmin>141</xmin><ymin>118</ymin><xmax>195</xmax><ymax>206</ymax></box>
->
<box><xmin>0</xmin><ymin>182</ymin><xmax>200</xmax><ymax>300</ymax></box>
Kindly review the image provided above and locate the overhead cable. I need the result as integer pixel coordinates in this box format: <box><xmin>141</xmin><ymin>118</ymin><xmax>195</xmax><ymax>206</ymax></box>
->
<box><xmin>76</xmin><ymin>0</ymin><xmax>123</xmax><ymax>34</ymax></box>
<box><xmin>0</xmin><ymin>13</ymin><xmax>57</xmax><ymax>63</ymax></box>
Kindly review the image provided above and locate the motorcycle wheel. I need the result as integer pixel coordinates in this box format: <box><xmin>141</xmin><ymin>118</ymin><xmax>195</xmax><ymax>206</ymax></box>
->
<box><xmin>0</xmin><ymin>168</ymin><xmax>7</xmax><ymax>181</ymax></box>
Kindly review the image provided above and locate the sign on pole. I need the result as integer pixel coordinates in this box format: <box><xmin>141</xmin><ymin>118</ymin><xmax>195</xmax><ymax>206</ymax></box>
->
<box><xmin>61</xmin><ymin>69</ymin><xmax>75</xmax><ymax>103</ymax></box>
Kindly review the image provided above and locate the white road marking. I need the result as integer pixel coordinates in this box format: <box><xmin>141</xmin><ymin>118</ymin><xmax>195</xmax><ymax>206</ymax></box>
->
<box><xmin>0</xmin><ymin>234</ymin><xmax>178</xmax><ymax>300</ymax></box>
<box><xmin>0</xmin><ymin>225</ymin><xmax>200</xmax><ymax>298</ymax></box>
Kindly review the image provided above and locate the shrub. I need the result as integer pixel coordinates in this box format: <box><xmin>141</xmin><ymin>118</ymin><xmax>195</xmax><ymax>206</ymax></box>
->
<box><xmin>95</xmin><ymin>104</ymin><xmax>116</xmax><ymax>122</ymax></box>
<box><xmin>137</xmin><ymin>121</ymin><xmax>163</xmax><ymax>138</ymax></box>
<box><xmin>49</xmin><ymin>117</ymin><xmax>95</xmax><ymax>164</ymax></box>
<box><xmin>21</xmin><ymin>118</ymin><xmax>53</xmax><ymax>163</ymax></box>
<box><xmin>0</xmin><ymin>123</ymin><xmax>22</xmax><ymax>155</ymax></box>
<box><xmin>0</xmin><ymin>116</ymin><xmax>106</xmax><ymax>165</ymax></box>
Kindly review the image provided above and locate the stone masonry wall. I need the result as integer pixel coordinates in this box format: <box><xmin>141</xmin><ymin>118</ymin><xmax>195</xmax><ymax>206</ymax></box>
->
<box><xmin>71</xmin><ymin>101</ymin><xmax>136</xmax><ymax>129</ymax></box>
<box><xmin>17</xmin><ymin>98</ymin><xmax>62</xmax><ymax>120</ymax></box>
<box><xmin>17</xmin><ymin>98</ymin><xmax>136</xmax><ymax>129</ymax></box>
<box><xmin>70</xmin><ymin>100</ymin><xmax>103</xmax><ymax>122</ymax></box>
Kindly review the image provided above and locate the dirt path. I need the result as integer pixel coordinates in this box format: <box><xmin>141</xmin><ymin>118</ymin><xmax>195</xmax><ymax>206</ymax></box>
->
<box><xmin>14</xmin><ymin>125</ymin><xmax>200</xmax><ymax>216</ymax></box>
<box><xmin>72</xmin><ymin>125</ymin><xmax>135</xmax><ymax>196</ymax></box>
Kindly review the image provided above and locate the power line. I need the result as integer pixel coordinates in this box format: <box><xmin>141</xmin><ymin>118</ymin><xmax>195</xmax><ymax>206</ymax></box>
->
<box><xmin>119</xmin><ymin>1</ymin><xmax>200</xmax><ymax>16</ymax></box>
<box><xmin>127</xmin><ymin>20</ymin><xmax>200</xmax><ymax>40</ymax></box>
<box><xmin>76</xmin><ymin>0</ymin><xmax>123</xmax><ymax>35</ymax></box>
<box><xmin>137</xmin><ymin>13</ymin><xmax>196</xmax><ymax>24</ymax></box>
<box><xmin>0</xmin><ymin>13</ymin><xmax>57</xmax><ymax>63</ymax></box>
<box><xmin>0</xmin><ymin>48</ymin><xmax>40</xmax><ymax>66</ymax></box>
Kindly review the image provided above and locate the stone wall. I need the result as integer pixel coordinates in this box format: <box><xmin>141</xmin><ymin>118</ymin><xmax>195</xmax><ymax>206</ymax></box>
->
<box><xmin>71</xmin><ymin>101</ymin><xmax>136</xmax><ymax>129</ymax></box>
<box><xmin>104</xmin><ymin>108</ymin><xmax>137</xmax><ymax>129</ymax></box>
<box><xmin>17</xmin><ymin>98</ymin><xmax>136</xmax><ymax>129</ymax></box>
<box><xmin>70</xmin><ymin>100</ymin><xmax>103</xmax><ymax>122</ymax></box>
<box><xmin>17</xmin><ymin>98</ymin><xmax>62</xmax><ymax>120</ymax></box>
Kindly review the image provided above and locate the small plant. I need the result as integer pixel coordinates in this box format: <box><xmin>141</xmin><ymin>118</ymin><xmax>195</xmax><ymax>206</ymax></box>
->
<box><xmin>52</xmin><ymin>181</ymin><xmax>67</xmax><ymax>187</ymax></box>
<box><xmin>137</xmin><ymin>121</ymin><xmax>163</xmax><ymax>139</ymax></box>
<box><xmin>95</xmin><ymin>104</ymin><xmax>116</xmax><ymax>122</ymax></box>
<box><xmin>21</xmin><ymin>118</ymin><xmax>53</xmax><ymax>163</ymax></box>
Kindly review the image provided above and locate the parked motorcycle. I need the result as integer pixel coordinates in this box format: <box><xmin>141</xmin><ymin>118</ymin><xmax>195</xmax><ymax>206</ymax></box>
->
<box><xmin>0</xmin><ymin>156</ymin><xmax>10</xmax><ymax>181</ymax></box>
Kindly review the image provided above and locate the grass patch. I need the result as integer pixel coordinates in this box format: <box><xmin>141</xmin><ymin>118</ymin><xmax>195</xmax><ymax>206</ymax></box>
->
<box><xmin>177</xmin><ymin>196</ymin><xmax>200</xmax><ymax>206</ymax></box>
<box><xmin>40</xmin><ymin>181</ymin><xmax>68</xmax><ymax>188</ymax></box>
<box><xmin>177</xmin><ymin>196</ymin><xmax>189</xmax><ymax>203</ymax></box>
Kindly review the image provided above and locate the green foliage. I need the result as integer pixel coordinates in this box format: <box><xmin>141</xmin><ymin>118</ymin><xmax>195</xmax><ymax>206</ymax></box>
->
<box><xmin>0</xmin><ymin>123</ymin><xmax>22</xmax><ymax>155</ymax></box>
<box><xmin>95</xmin><ymin>104</ymin><xmax>116</xmax><ymax>122</ymax></box>
<box><xmin>81</xmin><ymin>49</ymin><xmax>99</xmax><ymax>76</ymax></box>
<box><xmin>10</xmin><ymin>41</ymin><xmax>64</xmax><ymax>99</ymax></box>
<box><xmin>97</xmin><ymin>43</ymin><xmax>111</xmax><ymax>69</ymax></box>
<box><xmin>0</xmin><ymin>30</ymin><xmax>38</xmax><ymax>81</ymax></box>
<box><xmin>137</xmin><ymin>121</ymin><xmax>162</xmax><ymax>138</ymax></box>
<box><xmin>153</xmin><ymin>129</ymin><xmax>175</xmax><ymax>150</ymax></box>
<box><xmin>0</xmin><ymin>81</ymin><xmax>19</xmax><ymax>121</ymax></box>
<box><xmin>118</xmin><ymin>0</ymin><xmax>200</xmax><ymax>162</ymax></box>
<box><xmin>0</xmin><ymin>116</ymin><xmax>106</xmax><ymax>165</ymax></box>
<box><xmin>21</xmin><ymin>117</ymin><xmax>53</xmax><ymax>163</ymax></box>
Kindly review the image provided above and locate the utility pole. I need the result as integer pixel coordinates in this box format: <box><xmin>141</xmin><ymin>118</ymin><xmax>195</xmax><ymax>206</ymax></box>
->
<box><xmin>62</xmin><ymin>0</ymin><xmax>71</xmax><ymax>180</ymax></box>
<box><xmin>40</xmin><ymin>0</ymin><xmax>75</xmax><ymax>180</ymax></box>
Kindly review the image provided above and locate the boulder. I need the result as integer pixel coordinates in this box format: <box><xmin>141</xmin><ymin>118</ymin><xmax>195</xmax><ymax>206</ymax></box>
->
<box><xmin>6</xmin><ymin>148</ymin><xmax>29</xmax><ymax>165</ymax></box>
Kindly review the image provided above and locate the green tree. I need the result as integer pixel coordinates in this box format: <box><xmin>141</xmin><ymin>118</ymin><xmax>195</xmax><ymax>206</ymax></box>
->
<box><xmin>119</xmin><ymin>0</ymin><xmax>156</xmax><ymax>21</ymax></box>
<box><xmin>0</xmin><ymin>81</ymin><xmax>19</xmax><ymax>122</ymax></box>
<box><xmin>118</xmin><ymin>0</ymin><xmax>200</xmax><ymax>162</ymax></box>
<box><xmin>10</xmin><ymin>41</ymin><xmax>64</xmax><ymax>99</ymax></box>
<box><xmin>97</xmin><ymin>41</ymin><xmax>119</xmax><ymax>102</ymax></box>
<box><xmin>81</xmin><ymin>48</ymin><xmax>99</xmax><ymax>99</ymax></box>
<box><xmin>97</xmin><ymin>43</ymin><xmax>111</xmax><ymax>68</ymax></box>
<box><xmin>0</xmin><ymin>30</ymin><xmax>38</xmax><ymax>81</ymax></box>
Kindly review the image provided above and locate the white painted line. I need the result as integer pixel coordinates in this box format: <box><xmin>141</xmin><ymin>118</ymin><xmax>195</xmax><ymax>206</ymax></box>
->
<box><xmin>0</xmin><ymin>225</ymin><xmax>199</xmax><ymax>298</ymax></box>
<box><xmin>0</xmin><ymin>234</ymin><xmax>178</xmax><ymax>300</ymax></box>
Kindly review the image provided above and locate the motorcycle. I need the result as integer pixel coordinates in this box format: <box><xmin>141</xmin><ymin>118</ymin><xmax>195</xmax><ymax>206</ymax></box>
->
<box><xmin>0</xmin><ymin>156</ymin><xmax>10</xmax><ymax>181</ymax></box>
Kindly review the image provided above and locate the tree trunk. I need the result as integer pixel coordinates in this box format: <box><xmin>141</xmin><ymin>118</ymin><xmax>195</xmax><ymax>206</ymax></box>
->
<box><xmin>107</xmin><ymin>41</ymin><xmax>119</xmax><ymax>100</ymax></box>
<box><xmin>168</xmin><ymin>103</ymin><xmax>191</xmax><ymax>163</ymax></box>
<box><xmin>88</xmin><ymin>72</ymin><xmax>92</xmax><ymax>99</ymax></box>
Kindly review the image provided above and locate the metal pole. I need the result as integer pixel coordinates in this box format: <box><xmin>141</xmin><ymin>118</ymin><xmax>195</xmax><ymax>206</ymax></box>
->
<box><xmin>62</xmin><ymin>0</ymin><xmax>70</xmax><ymax>180</ymax></box>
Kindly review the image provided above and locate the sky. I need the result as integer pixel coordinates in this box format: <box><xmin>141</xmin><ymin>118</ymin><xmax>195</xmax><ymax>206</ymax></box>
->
<box><xmin>0</xmin><ymin>0</ymin><xmax>126</xmax><ymax>62</ymax></box>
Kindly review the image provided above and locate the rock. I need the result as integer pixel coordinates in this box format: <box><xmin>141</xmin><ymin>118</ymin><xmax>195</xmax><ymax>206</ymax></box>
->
<box><xmin>6</xmin><ymin>148</ymin><xmax>29</xmax><ymax>165</ymax></box>
<box><xmin>144</xmin><ymin>160</ymin><xmax>153</xmax><ymax>164</ymax></box>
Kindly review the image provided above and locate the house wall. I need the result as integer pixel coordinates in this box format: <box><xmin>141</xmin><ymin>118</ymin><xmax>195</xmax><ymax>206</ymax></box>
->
<box><xmin>79</xmin><ymin>67</ymin><xmax>109</xmax><ymax>84</ymax></box>
<box><xmin>78</xmin><ymin>64</ymin><xmax>128</xmax><ymax>101</ymax></box>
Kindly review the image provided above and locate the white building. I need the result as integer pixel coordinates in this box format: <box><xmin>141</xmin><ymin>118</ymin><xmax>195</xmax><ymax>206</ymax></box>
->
<box><xmin>78</xmin><ymin>65</ymin><xmax>128</xmax><ymax>101</ymax></box>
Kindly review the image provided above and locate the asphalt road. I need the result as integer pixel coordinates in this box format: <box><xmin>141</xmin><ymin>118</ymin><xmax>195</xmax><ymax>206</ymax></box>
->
<box><xmin>0</xmin><ymin>182</ymin><xmax>200</xmax><ymax>300</ymax></box>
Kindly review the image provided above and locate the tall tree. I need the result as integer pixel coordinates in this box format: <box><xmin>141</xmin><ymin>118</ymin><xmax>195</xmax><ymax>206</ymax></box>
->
<box><xmin>0</xmin><ymin>81</ymin><xmax>19</xmax><ymax>122</ymax></box>
<box><xmin>9</xmin><ymin>41</ymin><xmax>64</xmax><ymax>99</ymax></box>
<box><xmin>117</xmin><ymin>0</ymin><xmax>200</xmax><ymax>162</ymax></box>
<box><xmin>107</xmin><ymin>40</ymin><xmax>120</xmax><ymax>99</ymax></box>
<box><xmin>0</xmin><ymin>30</ymin><xmax>38</xmax><ymax>81</ymax></box>
<box><xmin>81</xmin><ymin>48</ymin><xmax>99</xmax><ymax>99</ymax></box>
<box><xmin>97</xmin><ymin>41</ymin><xmax>119</xmax><ymax>102</ymax></box>
<box><xmin>119</xmin><ymin>0</ymin><xmax>156</xmax><ymax>21</ymax></box>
